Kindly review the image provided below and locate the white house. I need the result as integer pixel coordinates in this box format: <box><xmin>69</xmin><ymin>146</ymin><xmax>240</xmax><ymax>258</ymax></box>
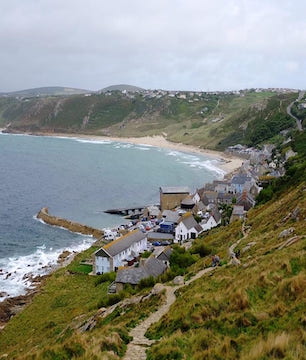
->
<box><xmin>174</xmin><ymin>214</ymin><xmax>203</xmax><ymax>243</ymax></box>
<box><xmin>199</xmin><ymin>206</ymin><xmax>222</xmax><ymax>232</ymax></box>
<box><xmin>94</xmin><ymin>230</ymin><xmax>148</xmax><ymax>274</ymax></box>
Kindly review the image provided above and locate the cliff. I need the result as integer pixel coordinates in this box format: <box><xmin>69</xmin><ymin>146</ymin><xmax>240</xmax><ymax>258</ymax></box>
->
<box><xmin>37</xmin><ymin>207</ymin><xmax>104</xmax><ymax>239</ymax></box>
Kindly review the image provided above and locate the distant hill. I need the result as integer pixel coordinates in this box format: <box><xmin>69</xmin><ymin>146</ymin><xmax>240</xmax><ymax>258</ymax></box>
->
<box><xmin>3</xmin><ymin>86</ymin><xmax>92</xmax><ymax>97</ymax></box>
<box><xmin>100</xmin><ymin>84</ymin><xmax>145</xmax><ymax>92</ymax></box>
<box><xmin>0</xmin><ymin>88</ymin><xmax>302</xmax><ymax>150</ymax></box>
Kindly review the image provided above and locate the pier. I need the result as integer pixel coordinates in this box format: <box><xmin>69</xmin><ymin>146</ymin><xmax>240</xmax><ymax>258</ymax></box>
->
<box><xmin>104</xmin><ymin>206</ymin><xmax>146</xmax><ymax>217</ymax></box>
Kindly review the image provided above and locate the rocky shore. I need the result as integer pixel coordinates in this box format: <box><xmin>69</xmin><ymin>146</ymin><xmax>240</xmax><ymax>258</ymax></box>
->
<box><xmin>37</xmin><ymin>207</ymin><xmax>104</xmax><ymax>239</ymax></box>
<box><xmin>0</xmin><ymin>248</ymin><xmax>75</xmax><ymax>330</ymax></box>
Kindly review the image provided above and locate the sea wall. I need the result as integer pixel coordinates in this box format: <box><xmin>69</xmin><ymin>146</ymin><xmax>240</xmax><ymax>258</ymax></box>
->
<box><xmin>37</xmin><ymin>207</ymin><xmax>104</xmax><ymax>239</ymax></box>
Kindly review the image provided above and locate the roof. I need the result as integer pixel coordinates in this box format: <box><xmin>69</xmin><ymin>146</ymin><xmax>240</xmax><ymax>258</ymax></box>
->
<box><xmin>115</xmin><ymin>257</ymin><xmax>167</xmax><ymax>285</ymax></box>
<box><xmin>204</xmin><ymin>191</ymin><xmax>218</xmax><ymax>199</ymax></box>
<box><xmin>195</xmin><ymin>224</ymin><xmax>203</xmax><ymax>233</ymax></box>
<box><xmin>160</xmin><ymin>186</ymin><xmax>190</xmax><ymax>194</ymax></box>
<box><xmin>231</xmin><ymin>175</ymin><xmax>251</xmax><ymax>185</ymax></box>
<box><xmin>147</xmin><ymin>232</ymin><xmax>174</xmax><ymax>240</ymax></box>
<box><xmin>97</xmin><ymin>229</ymin><xmax>146</xmax><ymax>257</ymax></box>
<box><xmin>146</xmin><ymin>205</ymin><xmax>160</xmax><ymax>217</ymax></box>
<box><xmin>180</xmin><ymin>214</ymin><xmax>198</xmax><ymax>230</ymax></box>
<box><xmin>161</xmin><ymin>210</ymin><xmax>180</xmax><ymax>223</ymax></box>
<box><xmin>196</xmin><ymin>201</ymin><xmax>206</xmax><ymax>211</ymax></box>
<box><xmin>232</xmin><ymin>205</ymin><xmax>245</xmax><ymax>216</ymax></box>
<box><xmin>157</xmin><ymin>246</ymin><xmax>173</xmax><ymax>261</ymax></box>
<box><xmin>217</xmin><ymin>192</ymin><xmax>233</xmax><ymax>200</ymax></box>
<box><xmin>181</xmin><ymin>197</ymin><xmax>195</xmax><ymax>206</ymax></box>
<box><xmin>211</xmin><ymin>208</ymin><xmax>222</xmax><ymax>223</ymax></box>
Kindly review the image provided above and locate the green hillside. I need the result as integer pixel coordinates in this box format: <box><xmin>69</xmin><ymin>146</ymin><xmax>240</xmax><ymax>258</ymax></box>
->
<box><xmin>0</xmin><ymin>89</ymin><xmax>299</xmax><ymax>150</ymax></box>
<box><xmin>2</xmin><ymin>87</ymin><xmax>91</xmax><ymax>97</ymax></box>
<box><xmin>0</xmin><ymin>134</ymin><xmax>305</xmax><ymax>360</ymax></box>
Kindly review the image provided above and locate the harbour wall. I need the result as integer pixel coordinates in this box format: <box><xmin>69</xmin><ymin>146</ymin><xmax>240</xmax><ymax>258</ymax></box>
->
<box><xmin>37</xmin><ymin>207</ymin><xmax>104</xmax><ymax>239</ymax></box>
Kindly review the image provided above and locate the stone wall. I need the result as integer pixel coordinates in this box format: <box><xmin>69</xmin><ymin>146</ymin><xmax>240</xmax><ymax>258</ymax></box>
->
<box><xmin>37</xmin><ymin>207</ymin><xmax>104</xmax><ymax>239</ymax></box>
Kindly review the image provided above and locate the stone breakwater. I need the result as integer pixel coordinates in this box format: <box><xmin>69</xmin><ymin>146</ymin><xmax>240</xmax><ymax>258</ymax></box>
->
<box><xmin>37</xmin><ymin>207</ymin><xmax>104</xmax><ymax>239</ymax></box>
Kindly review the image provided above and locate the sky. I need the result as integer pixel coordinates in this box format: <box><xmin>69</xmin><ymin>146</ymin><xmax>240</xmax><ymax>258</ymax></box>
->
<box><xmin>1</xmin><ymin>0</ymin><xmax>306</xmax><ymax>92</ymax></box>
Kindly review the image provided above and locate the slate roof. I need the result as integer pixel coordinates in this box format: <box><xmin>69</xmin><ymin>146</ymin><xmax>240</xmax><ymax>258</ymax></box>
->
<box><xmin>180</xmin><ymin>215</ymin><xmax>198</xmax><ymax>230</ymax></box>
<box><xmin>161</xmin><ymin>210</ymin><xmax>180</xmax><ymax>223</ymax></box>
<box><xmin>231</xmin><ymin>175</ymin><xmax>251</xmax><ymax>185</ymax></box>
<box><xmin>160</xmin><ymin>186</ymin><xmax>190</xmax><ymax>194</ymax></box>
<box><xmin>196</xmin><ymin>201</ymin><xmax>206</xmax><ymax>211</ymax></box>
<box><xmin>157</xmin><ymin>246</ymin><xmax>173</xmax><ymax>261</ymax></box>
<box><xmin>217</xmin><ymin>192</ymin><xmax>233</xmax><ymax>201</ymax></box>
<box><xmin>195</xmin><ymin>223</ymin><xmax>203</xmax><ymax>233</ymax></box>
<box><xmin>95</xmin><ymin>229</ymin><xmax>146</xmax><ymax>258</ymax></box>
<box><xmin>115</xmin><ymin>257</ymin><xmax>167</xmax><ymax>285</ymax></box>
<box><xmin>211</xmin><ymin>208</ymin><xmax>222</xmax><ymax>223</ymax></box>
<box><xmin>147</xmin><ymin>232</ymin><xmax>174</xmax><ymax>240</ymax></box>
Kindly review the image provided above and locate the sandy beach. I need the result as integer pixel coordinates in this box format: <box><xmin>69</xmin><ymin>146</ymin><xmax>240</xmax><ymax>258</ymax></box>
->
<box><xmin>30</xmin><ymin>132</ymin><xmax>244</xmax><ymax>175</ymax></box>
<box><xmin>1</xmin><ymin>129</ymin><xmax>244</xmax><ymax>173</ymax></box>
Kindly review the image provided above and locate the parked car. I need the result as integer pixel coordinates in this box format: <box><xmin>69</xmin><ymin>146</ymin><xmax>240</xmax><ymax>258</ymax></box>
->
<box><xmin>152</xmin><ymin>241</ymin><xmax>162</xmax><ymax>246</ymax></box>
<box><xmin>161</xmin><ymin>241</ymin><xmax>171</xmax><ymax>246</ymax></box>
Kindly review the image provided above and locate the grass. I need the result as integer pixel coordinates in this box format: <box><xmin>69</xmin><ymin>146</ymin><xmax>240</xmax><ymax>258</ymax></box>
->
<box><xmin>1</xmin><ymin>90</ymin><xmax>295</xmax><ymax>150</ymax></box>
<box><xmin>0</xmin><ymin>141</ymin><xmax>305</xmax><ymax>359</ymax></box>
<box><xmin>145</xmin><ymin>182</ymin><xmax>306</xmax><ymax>360</ymax></box>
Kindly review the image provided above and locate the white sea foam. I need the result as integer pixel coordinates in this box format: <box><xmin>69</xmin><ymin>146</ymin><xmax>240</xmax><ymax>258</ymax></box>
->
<box><xmin>164</xmin><ymin>149</ymin><xmax>225</xmax><ymax>177</ymax></box>
<box><xmin>0</xmin><ymin>237</ymin><xmax>94</xmax><ymax>301</ymax></box>
<box><xmin>75</xmin><ymin>139</ymin><xmax>112</xmax><ymax>145</ymax></box>
<box><xmin>134</xmin><ymin>146</ymin><xmax>150</xmax><ymax>151</ymax></box>
<box><xmin>114</xmin><ymin>143</ymin><xmax>133</xmax><ymax>149</ymax></box>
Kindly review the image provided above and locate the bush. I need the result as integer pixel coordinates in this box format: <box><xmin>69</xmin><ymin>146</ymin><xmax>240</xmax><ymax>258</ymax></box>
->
<box><xmin>190</xmin><ymin>243</ymin><xmax>212</xmax><ymax>257</ymax></box>
<box><xmin>170</xmin><ymin>246</ymin><xmax>196</xmax><ymax>272</ymax></box>
<box><xmin>138</xmin><ymin>276</ymin><xmax>156</xmax><ymax>289</ymax></box>
<box><xmin>97</xmin><ymin>292</ymin><xmax>124</xmax><ymax>308</ymax></box>
<box><xmin>94</xmin><ymin>272</ymin><xmax>116</xmax><ymax>286</ymax></box>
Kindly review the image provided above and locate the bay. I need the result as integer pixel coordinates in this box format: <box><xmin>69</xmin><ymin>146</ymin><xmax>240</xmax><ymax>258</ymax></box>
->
<box><xmin>0</xmin><ymin>133</ymin><xmax>223</xmax><ymax>298</ymax></box>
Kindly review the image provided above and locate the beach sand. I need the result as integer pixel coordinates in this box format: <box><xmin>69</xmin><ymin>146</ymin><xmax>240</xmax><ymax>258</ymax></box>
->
<box><xmin>38</xmin><ymin>133</ymin><xmax>244</xmax><ymax>174</ymax></box>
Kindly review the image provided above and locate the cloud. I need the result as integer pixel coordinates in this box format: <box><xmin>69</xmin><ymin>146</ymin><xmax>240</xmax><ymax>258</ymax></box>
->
<box><xmin>1</xmin><ymin>0</ymin><xmax>306</xmax><ymax>91</ymax></box>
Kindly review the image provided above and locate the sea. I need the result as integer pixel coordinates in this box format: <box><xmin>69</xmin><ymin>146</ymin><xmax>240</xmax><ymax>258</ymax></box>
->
<box><xmin>0</xmin><ymin>133</ymin><xmax>224</xmax><ymax>300</ymax></box>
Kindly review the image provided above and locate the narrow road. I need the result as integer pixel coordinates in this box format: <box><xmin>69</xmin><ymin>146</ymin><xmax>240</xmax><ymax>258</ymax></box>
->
<box><xmin>287</xmin><ymin>91</ymin><xmax>304</xmax><ymax>131</ymax></box>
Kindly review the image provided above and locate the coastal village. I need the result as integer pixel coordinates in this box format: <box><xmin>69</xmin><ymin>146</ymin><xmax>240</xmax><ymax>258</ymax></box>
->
<box><xmin>90</xmin><ymin>141</ymin><xmax>291</xmax><ymax>293</ymax></box>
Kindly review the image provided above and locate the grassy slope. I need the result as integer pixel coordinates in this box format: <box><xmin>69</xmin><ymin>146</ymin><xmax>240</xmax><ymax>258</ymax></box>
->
<box><xmin>0</xmin><ymin>91</ymin><xmax>297</xmax><ymax>150</ymax></box>
<box><xmin>0</xmin><ymin>157</ymin><xmax>305</xmax><ymax>359</ymax></box>
<box><xmin>146</xmin><ymin>182</ymin><xmax>306</xmax><ymax>360</ymax></box>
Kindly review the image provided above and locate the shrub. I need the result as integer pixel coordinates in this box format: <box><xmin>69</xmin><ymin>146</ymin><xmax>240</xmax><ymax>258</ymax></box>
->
<box><xmin>97</xmin><ymin>292</ymin><xmax>124</xmax><ymax>308</ymax></box>
<box><xmin>190</xmin><ymin>243</ymin><xmax>212</xmax><ymax>257</ymax></box>
<box><xmin>138</xmin><ymin>276</ymin><xmax>156</xmax><ymax>289</ymax></box>
<box><xmin>94</xmin><ymin>272</ymin><xmax>116</xmax><ymax>286</ymax></box>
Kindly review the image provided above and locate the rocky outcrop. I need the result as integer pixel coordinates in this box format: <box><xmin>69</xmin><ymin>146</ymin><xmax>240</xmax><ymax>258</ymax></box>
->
<box><xmin>37</xmin><ymin>207</ymin><xmax>104</xmax><ymax>239</ymax></box>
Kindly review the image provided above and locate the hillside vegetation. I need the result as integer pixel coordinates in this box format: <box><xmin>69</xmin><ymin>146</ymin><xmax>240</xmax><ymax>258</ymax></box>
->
<box><xmin>0</xmin><ymin>90</ymin><xmax>298</xmax><ymax>150</ymax></box>
<box><xmin>0</xmin><ymin>134</ymin><xmax>305</xmax><ymax>359</ymax></box>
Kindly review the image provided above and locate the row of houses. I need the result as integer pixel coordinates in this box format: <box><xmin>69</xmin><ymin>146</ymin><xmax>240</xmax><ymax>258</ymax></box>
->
<box><xmin>94</xmin><ymin>171</ymin><xmax>261</xmax><ymax>289</ymax></box>
<box><xmin>94</xmin><ymin>229</ymin><xmax>172</xmax><ymax>292</ymax></box>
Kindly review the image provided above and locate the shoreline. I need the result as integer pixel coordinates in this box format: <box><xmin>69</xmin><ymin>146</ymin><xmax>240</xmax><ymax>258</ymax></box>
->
<box><xmin>0</xmin><ymin>130</ymin><xmax>244</xmax><ymax>327</ymax></box>
<box><xmin>2</xmin><ymin>130</ymin><xmax>244</xmax><ymax>174</ymax></box>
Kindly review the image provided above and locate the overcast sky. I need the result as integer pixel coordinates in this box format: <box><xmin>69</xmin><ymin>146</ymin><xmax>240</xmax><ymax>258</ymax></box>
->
<box><xmin>1</xmin><ymin>0</ymin><xmax>306</xmax><ymax>92</ymax></box>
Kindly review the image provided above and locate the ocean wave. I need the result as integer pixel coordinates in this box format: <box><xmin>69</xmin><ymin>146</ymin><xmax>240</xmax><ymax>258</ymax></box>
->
<box><xmin>164</xmin><ymin>149</ymin><xmax>225</xmax><ymax>176</ymax></box>
<box><xmin>75</xmin><ymin>139</ymin><xmax>113</xmax><ymax>145</ymax></box>
<box><xmin>134</xmin><ymin>146</ymin><xmax>151</xmax><ymax>151</ymax></box>
<box><xmin>113</xmin><ymin>143</ymin><xmax>133</xmax><ymax>149</ymax></box>
<box><xmin>0</xmin><ymin>237</ymin><xmax>94</xmax><ymax>301</ymax></box>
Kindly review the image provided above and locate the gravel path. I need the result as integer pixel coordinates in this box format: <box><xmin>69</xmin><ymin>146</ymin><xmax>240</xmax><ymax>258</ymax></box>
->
<box><xmin>123</xmin><ymin>267</ymin><xmax>214</xmax><ymax>360</ymax></box>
